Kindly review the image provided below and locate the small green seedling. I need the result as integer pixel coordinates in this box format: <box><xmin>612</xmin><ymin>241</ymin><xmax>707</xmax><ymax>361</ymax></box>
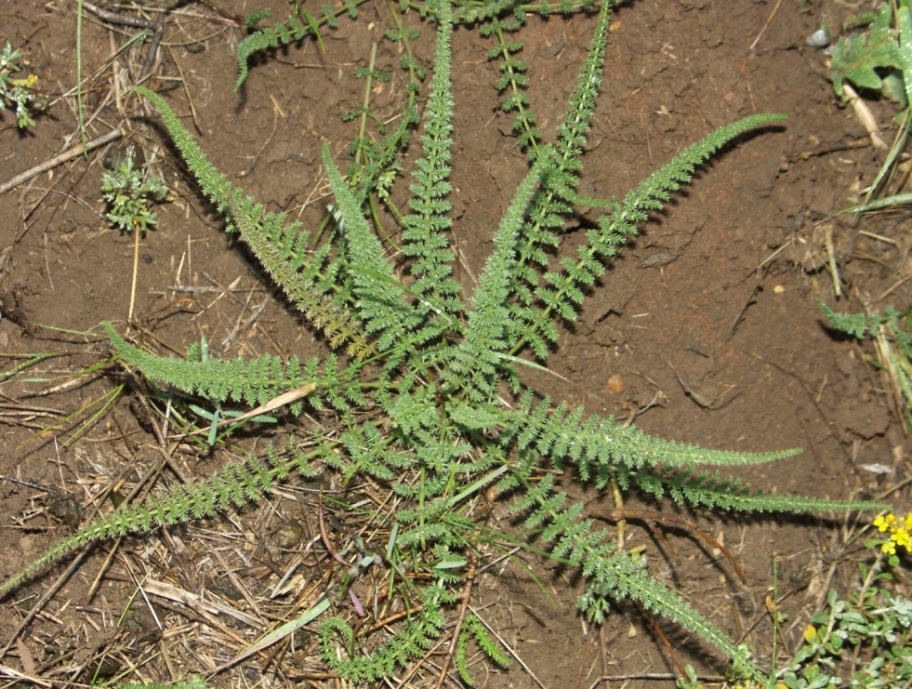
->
<box><xmin>101</xmin><ymin>156</ymin><xmax>168</xmax><ymax>324</ymax></box>
<box><xmin>101</xmin><ymin>157</ymin><xmax>167</xmax><ymax>233</ymax></box>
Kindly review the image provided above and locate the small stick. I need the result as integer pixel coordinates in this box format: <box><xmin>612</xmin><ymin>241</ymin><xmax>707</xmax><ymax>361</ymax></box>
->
<box><xmin>165</xmin><ymin>43</ymin><xmax>202</xmax><ymax>133</ymax></box>
<box><xmin>842</xmin><ymin>83</ymin><xmax>887</xmax><ymax>150</ymax></box>
<box><xmin>0</xmin><ymin>664</ymin><xmax>53</xmax><ymax>688</ymax></box>
<box><xmin>877</xmin><ymin>273</ymin><xmax>912</xmax><ymax>302</ymax></box>
<box><xmin>824</xmin><ymin>224</ymin><xmax>843</xmax><ymax>298</ymax></box>
<box><xmin>360</xmin><ymin>603</ymin><xmax>427</xmax><ymax>636</ymax></box>
<box><xmin>598</xmin><ymin>626</ymin><xmax>611</xmax><ymax>689</ymax></box>
<box><xmin>749</xmin><ymin>0</ymin><xmax>784</xmax><ymax>53</ymax></box>
<box><xmin>140</xmin><ymin>14</ymin><xmax>167</xmax><ymax>80</ymax></box>
<box><xmin>128</xmin><ymin>221</ymin><xmax>141</xmax><ymax>325</ymax></box>
<box><xmin>587</xmin><ymin>674</ymin><xmax>723</xmax><ymax>689</ymax></box>
<box><xmin>0</xmin><ymin>475</ymin><xmax>55</xmax><ymax>493</ymax></box>
<box><xmin>0</xmin><ymin>128</ymin><xmax>124</xmax><ymax>195</ymax></box>
<box><xmin>602</xmin><ymin>507</ymin><xmax>747</xmax><ymax>585</ymax></box>
<box><xmin>729</xmin><ymin>279</ymin><xmax>763</xmax><ymax>339</ymax></box>
<box><xmin>82</xmin><ymin>1</ymin><xmax>158</xmax><ymax>29</ymax></box>
<box><xmin>318</xmin><ymin>490</ymin><xmax>350</xmax><ymax>567</ymax></box>
<box><xmin>643</xmin><ymin>609</ymin><xmax>688</xmax><ymax>677</ymax></box>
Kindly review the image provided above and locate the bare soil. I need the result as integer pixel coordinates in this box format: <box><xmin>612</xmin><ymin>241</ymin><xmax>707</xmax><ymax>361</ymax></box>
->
<box><xmin>0</xmin><ymin>1</ymin><xmax>910</xmax><ymax>687</ymax></box>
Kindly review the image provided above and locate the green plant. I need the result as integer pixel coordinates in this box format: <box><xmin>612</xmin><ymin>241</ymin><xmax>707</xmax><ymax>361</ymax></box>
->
<box><xmin>820</xmin><ymin>301</ymin><xmax>912</xmax><ymax>433</ymax></box>
<box><xmin>101</xmin><ymin>157</ymin><xmax>167</xmax><ymax>233</ymax></box>
<box><xmin>775</xmin><ymin>545</ymin><xmax>912</xmax><ymax>689</ymax></box>
<box><xmin>0</xmin><ymin>41</ymin><xmax>40</xmax><ymax>129</ymax></box>
<box><xmin>827</xmin><ymin>0</ymin><xmax>912</xmax><ymax>210</ymax></box>
<box><xmin>872</xmin><ymin>512</ymin><xmax>912</xmax><ymax>556</ymax></box>
<box><xmin>829</xmin><ymin>2</ymin><xmax>910</xmax><ymax>106</ymax></box>
<box><xmin>100</xmin><ymin>156</ymin><xmax>168</xmax><ymax>324</ymax></box>
<box><xmin>1</xmin><ymin>2</ymin><xmax>890</xmax><ymax>685</ymax></box>
<box><xmin>236</xmin><ymin>1</ymin><xmax>368</xmax><ymax>90</ymax></box>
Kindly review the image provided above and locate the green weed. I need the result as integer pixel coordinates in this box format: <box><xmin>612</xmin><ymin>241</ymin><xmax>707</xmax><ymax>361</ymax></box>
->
<box><xmin>101</xmin><ymin>155</ymin><xmax>168</xmax><ymax>324</ymax></box>
<box><xmin>101</xmin><ymin>157</ymin><xmax>167</xmax><ymax>234</ymax></box>
<box><xmin>828</xmin><ymin>0</ymin><xmax>912</xmax><ymax>209</ymax></box>
<box><xmin>778</xmin><ymin>542</ymin><xmax>911</xmax><ymax>689</ymax></box>
<box><xmin>0</xmin><ymin>41</ymin><xmax>40</xmax><ymax>129</ymax></box>
<box><xmin>1</xmin><ymin>2</ymin><xmax>892</xmax><ymax>686</ymax></box>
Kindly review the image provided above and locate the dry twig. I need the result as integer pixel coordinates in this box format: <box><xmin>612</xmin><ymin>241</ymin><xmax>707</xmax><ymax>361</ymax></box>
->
<box><xmin>0</xmin><ymin>128</ymin><xmax>124</xmax><ymax>196</ymax></box>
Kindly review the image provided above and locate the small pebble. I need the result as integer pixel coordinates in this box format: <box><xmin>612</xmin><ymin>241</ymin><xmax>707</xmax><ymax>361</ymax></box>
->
<box><xmin>805</xmin><ymin>27</ymin><xmax>830</xmax><ymax>49</ymax></box>
<box><xmin>270</xmin><ymin>519</ymin><xmax>305</xmax><ymax>549</ymax></box>
<box><xmin>638</xmin><ymin>251</ymin><xmax>678</xmax><ymax>269</ymax></box>
<box><xmin>48</xmin><ymin>493</ymin><xmax>83</xmax><ymax>528</ymax></box>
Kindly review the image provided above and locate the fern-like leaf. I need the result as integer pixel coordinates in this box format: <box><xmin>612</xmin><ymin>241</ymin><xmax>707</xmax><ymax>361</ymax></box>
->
<box><xmin>400</xmin><ymin>2</ymin><xmax>464</xmax><ymax>324</ymax></box>
<box><xmin>457</xmin><ymin>612</ymin><xmax>510</xmax><ymax>685</ymax></box>
<box><xmin>819</xmin><ymin>298</ymin><xmax>875</xmax><ymax>339</ymax></box>
<box><xmin>529</xmin><ymin>112</ymin><xmax>787</xmax><ymax>346</ymax></box>
<box><xmin>481</xmin><ymin>7</ymin><xmax>541</xmax><ymax>150</ymax></box>
<box><xmin>0</xmin><ymin>455</ymin><xmax>276</xmax><ymax>596</ymax></box>
<box><xmin>508</xmin><ymin>467</ymin><xmax>752</xmax><ymax>672</ymax></box>
<box><xmin>318</xmin><ymin>582</ymin><xmax>450</xmax><ymax>682</ymax></box>
<box><xmin>829</xmin><ymin>3</ymin><xmax>900</xmax><ymax>96</ymax></box>
<box><xmin>322</xmin><ymin>144</ymin><xmax>424</xmax><ymax>353</ymax></box>
<box><xmin>504</xmin><ymin>395</ymin><xmax>801</xmax><ymax>488</ymax></box>
<box><xmin>136</xmin><ymin>86</ymin><xmax>370</xmax><ymax>356</ymax></box>
<box><xmin>104</xmin><ymin>322</ymin><xmax>313</xmax><ymax>407</ymax></box>
<box><xmin>503</xmin><ymin>0</ymin><xmax>614</xmax><ymax>358</ymax></box>
<box><xmin>622</xmin><ymin>466</ymin><xmax>889</xmax><ymax>514</ymax></box>
<box><xmin>442</xmin><ymin>153</ymin><xmax>549</xmax><ymax>401</ymax></box>
<box><xmin>583</xmin><ymin>556</ymin><xmax>749</xmax><ymax>671</ymax></box>
<box><xmin>233</xmin><ymin>1</ymin><xmax>376</xmax><ymax>90</ymax></box>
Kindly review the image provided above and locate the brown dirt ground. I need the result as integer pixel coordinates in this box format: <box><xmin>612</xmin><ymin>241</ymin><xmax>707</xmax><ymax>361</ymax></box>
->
<box><xmin>1</xmin><ymin>0</ymin><xmax>910</xmax><ymax>687</ymax></box>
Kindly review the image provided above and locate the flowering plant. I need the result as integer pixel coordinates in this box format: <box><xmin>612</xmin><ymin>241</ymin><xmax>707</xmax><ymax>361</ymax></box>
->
<box><xmin>871</xmin><ymin>512</ymin><xmax>912</xmax><ymax>558</ymax></box>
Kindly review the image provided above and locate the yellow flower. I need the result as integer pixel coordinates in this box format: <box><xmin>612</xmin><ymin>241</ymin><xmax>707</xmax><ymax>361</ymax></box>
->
<box><xmin>873</xmin><ymin>513</ymin><xmax>912</xmax><ymax>554</ymax></box>
<box><xmin>875</xmin><ymin>514</ymin><xmax>896</xmax><ymax>532</ymax></box>
<box><xmin>893</xmin><ymin>528</ymin><xmax>911</xmax><ymax>552</ymax></box>
<box><xmin>9</xmin><ymin>74</ymin><xmax>38</xmax><ymax>89</ymax></box>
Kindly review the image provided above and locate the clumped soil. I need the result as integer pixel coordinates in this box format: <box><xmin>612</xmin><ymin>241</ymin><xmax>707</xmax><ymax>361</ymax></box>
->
<box><xmin>0</xmin><ymin>0</ymin><xmax>910</xmax><ymax>687</ymax></box>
